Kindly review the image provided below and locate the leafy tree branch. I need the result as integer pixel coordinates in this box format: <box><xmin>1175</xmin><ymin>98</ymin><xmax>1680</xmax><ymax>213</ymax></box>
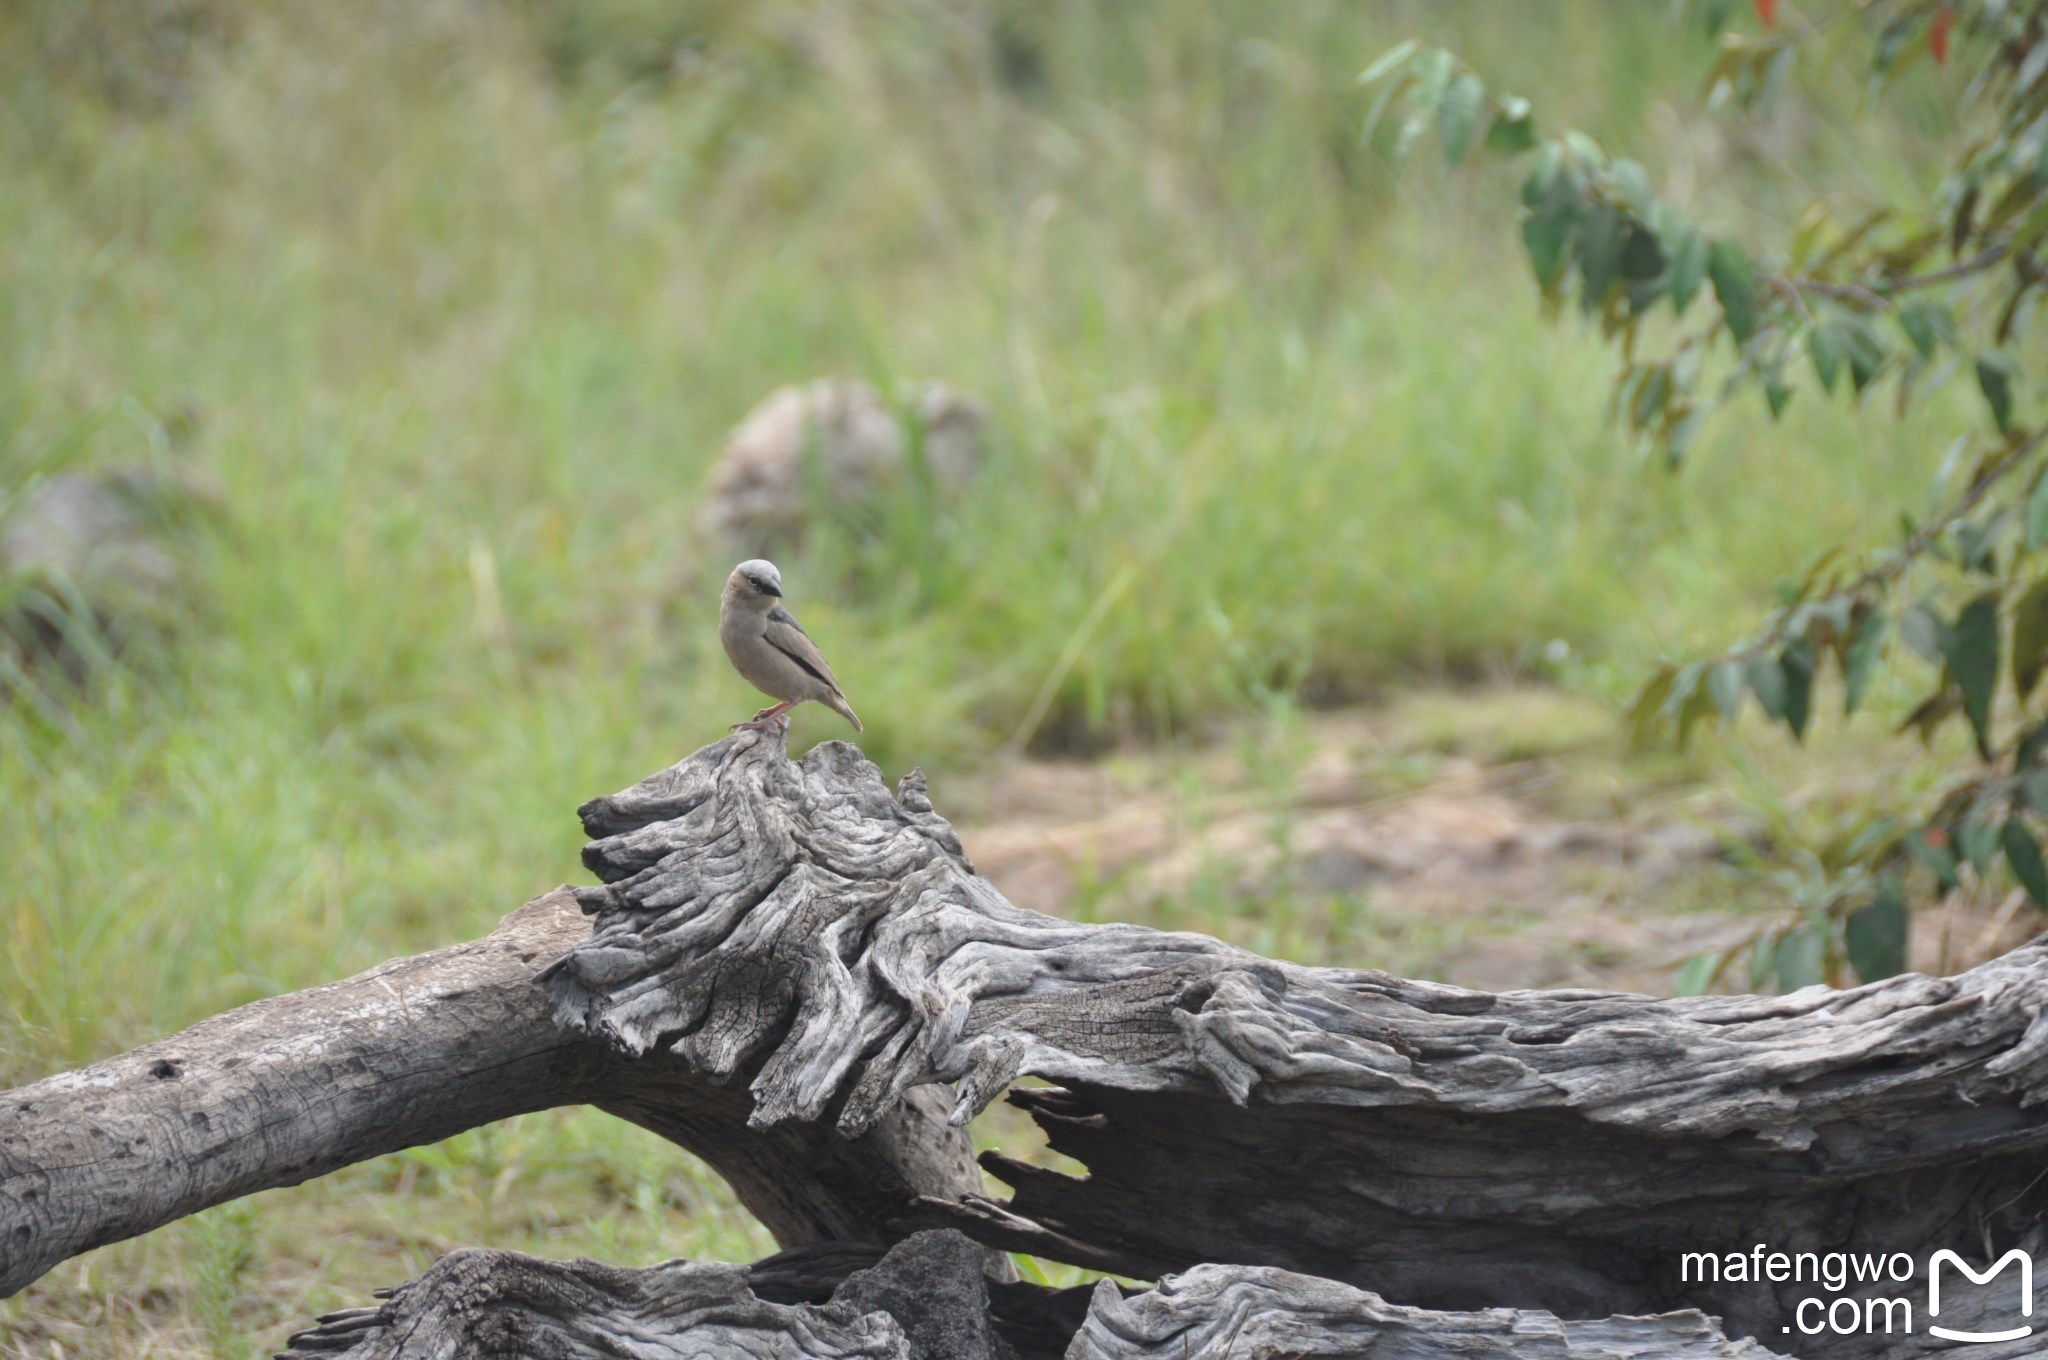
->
<box><xmin>1366</xmin><ymin>0</ymin><xmax>2048</xmax><ymax>990</ymax></box>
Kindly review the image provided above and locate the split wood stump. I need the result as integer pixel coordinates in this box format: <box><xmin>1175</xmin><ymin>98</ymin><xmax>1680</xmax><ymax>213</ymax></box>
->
<box><xmin>5</xmin><ymin>729</ymin><xmax>2046</xmax><ymax>1358</ymax></box>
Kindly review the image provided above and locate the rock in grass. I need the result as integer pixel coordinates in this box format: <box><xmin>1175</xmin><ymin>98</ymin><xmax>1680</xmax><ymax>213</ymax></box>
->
<box><xmin>1</xmin><ymin>463</ymin><xmax>219</xmax><ymax>682</ymax></box>
<box><xmin>696</xmin><ymin>378</ymin><xmax>986</xmax><ymax>559</ymax></box>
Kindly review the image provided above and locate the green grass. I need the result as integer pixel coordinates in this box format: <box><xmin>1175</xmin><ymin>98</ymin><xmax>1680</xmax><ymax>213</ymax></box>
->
<box><xmin>0</xmin><ymin>2</ymin><xmax>2005</xmax><ymax>1351</ymax></box>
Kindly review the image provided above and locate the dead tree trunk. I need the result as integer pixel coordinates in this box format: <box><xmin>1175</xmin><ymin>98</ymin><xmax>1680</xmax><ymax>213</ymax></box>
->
<box><xmin>274</xmin><ymin>1227</ymin><xmax>1773</xmax><ymax>1360</ymax></box>
<box><xmin>541</xmin><ymin>731</ymin><xmax>2048</xmax><ymax>1355</ymax></box>
<box><xmin>0</xmin><ymin>887</ymin><xmax>981</xmax><ymax>1300</ymax></box>
<box><xmin>8</xmin><ymin>728</ymin><xmax>2047</xmax><ymax>1359</ymax></box>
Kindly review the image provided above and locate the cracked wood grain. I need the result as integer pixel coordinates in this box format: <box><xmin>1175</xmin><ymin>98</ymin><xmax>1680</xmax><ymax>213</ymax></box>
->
<box><xmin>276</xmin><ymin>1249</ymin><xmax>913</xmax><ymax>1360</ymax></box>
<box><xmin>277</xmin><ymin>1229</ymin><xmax>1777</xmax><ymax>1360</ymax></box>
<box><xmin>0</xmin><ymin>890</ymin><xmax>981</xmax><ymax>1299</ymax></box>
<box><xmin>278</xmin><ymin>1230</ymin><xmax>1010</xmax><ymax>1360</ymax></box>
<box><xmin>545</xmin><ymin>731</ymin><xmax>2048</xmax><ymax>1350</ymax></box>
<box><xmin>1067</xmin><ymin>1264</ymin><xmax>1784</xmax><ymax>1359</ymax></box>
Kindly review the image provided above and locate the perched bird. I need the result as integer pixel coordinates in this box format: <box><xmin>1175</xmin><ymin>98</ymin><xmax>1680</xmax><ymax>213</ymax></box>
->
<box><xmin>718</xmin><ymin>559</ymin><xmax>863</xmax><ymax>734</ymax></box>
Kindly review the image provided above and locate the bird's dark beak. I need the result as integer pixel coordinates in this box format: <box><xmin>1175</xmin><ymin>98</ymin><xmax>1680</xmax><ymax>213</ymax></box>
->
<box><xmin>760</xmin><ymin>581</ymin><xmax>782</xmax><ymax>597</ymax></box>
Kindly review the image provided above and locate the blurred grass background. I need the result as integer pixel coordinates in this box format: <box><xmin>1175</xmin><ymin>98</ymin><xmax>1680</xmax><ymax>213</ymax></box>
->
<box><xmin>0</xmin><ymin>1</ymin><xmax>1987</xmax><ymax>1352</ymax></box>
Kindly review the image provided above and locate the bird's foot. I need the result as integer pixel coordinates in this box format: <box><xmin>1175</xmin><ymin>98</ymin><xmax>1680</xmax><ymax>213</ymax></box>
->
<box><xmin>729</xmin><ymin>708</ymin><xmax>794</xmax><ymax>735</ymax></box>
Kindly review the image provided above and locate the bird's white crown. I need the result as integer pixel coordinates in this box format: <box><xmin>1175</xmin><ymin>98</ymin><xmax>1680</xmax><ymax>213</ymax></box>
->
<box><xmin>734</xmin><ymin>559</ymin><xmax>782</xmax><ymax>590</ymax></box>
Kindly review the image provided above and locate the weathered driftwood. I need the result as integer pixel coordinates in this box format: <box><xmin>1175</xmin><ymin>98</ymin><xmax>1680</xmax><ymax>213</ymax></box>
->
<box><xmin>546</xmin><ymin>730</ymin><xmax>2048</xmax><ymax>1347</ymax></box>
<box><xmin>277</xmin><ymin>1250</ymin><xmax>912</xmax><ymax>1360</ymax></box>
<box><xmin>13</xmin><ymin>726</ymin><xmax>2048</xmax><ymax>1359</ymax></box>
<box><xmin>278</xmin><ymin>1228</ymin><xmax>1774</xmax><ymax>1360</ymax></box>
<box><xmin>0</xmin><ymin>889</ymin><xmax>982</xmax><ymax>1300</ymax></box>
<box><xmin>278</xmin><ymin>1230</ymin><xmax>1010</xmax><ymax>1360</ymax></box>
<box><xmin>1067</xmin><ymin>1264</ymin><xmax>1782</xmax><ymax>1359</ymax></box>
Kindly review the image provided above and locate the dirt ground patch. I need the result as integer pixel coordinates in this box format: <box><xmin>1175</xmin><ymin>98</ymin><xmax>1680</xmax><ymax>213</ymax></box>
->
<box><xmin>946</xmin><ymin>689</ymin><xmax>2037</xmax><ymax>994</ymax></box>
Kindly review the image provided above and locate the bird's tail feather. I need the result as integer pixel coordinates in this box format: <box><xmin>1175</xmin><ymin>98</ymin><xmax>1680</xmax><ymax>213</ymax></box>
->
<box><xmin>825</xmin><ymin>692</ymin><xmax>863</xmax><ymax>733</ymax></box>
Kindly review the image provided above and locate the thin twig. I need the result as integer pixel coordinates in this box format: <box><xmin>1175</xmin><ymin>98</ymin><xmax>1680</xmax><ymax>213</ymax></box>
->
<box><xmin>1778</xmin><ymin>243</ymin><xmax>2012</xmax><ymax>312</ymax></box>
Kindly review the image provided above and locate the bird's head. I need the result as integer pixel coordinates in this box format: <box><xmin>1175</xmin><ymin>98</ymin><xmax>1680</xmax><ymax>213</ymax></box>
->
<box><xmin>727</xmin><ymin>558</ymin><xmax>784</xmax><ymax>602</ymax></box>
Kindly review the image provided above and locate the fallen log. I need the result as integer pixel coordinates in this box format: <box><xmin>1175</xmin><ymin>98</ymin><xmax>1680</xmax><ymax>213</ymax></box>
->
<box><xmin>1067</xmin><ymin>1262</ymin><xmax>1783</xmax><ymax>1359</ymax></box>
<box><xmin>545</xmin><ymin>731</ymin><xmax>2048</xmax><ymax>1350</ymax></box>
<box><xmin>9</xmin><ymin>728</ymin><xmax>2046</xmax><ymax>1360</ymax></box>
<box><xmin>277</xmin><ymin>1227</ymin><xmax>1771</xmax><ymax>1360</ymax></box>
<box><xmin>0</xmin><ymin>888</ymin><xmax>982</xmax><ymax>1299</ymax></box>
<box><xmin>277</xmin><ymin>1230</ymin><xmax>1008</xmax><ymax>1360</ymax></box>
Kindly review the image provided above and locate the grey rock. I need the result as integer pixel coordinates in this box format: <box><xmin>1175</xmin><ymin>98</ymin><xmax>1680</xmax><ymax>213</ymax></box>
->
<box><xmin>697</xmin><ymin>378</ymin><xmax>986</xmax><ymax>558</ymax></box>
<box><xmin>1</xmin><ymin>463</ymin><xmax>219</xmax><ymax>672</ymax></box>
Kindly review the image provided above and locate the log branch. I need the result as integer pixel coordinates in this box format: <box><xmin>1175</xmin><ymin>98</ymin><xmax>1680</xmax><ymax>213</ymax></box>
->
<box><xmin>0</xmin><ymin>889</ymin><xmax>981</xmax><ymax>1299</ymax></box>
<box><xmin>279</xmin><ymin>1230</ymin><xmax>1011</xmax><ymax>1360</ymax></box>
<box><xmin>545</xmin><ymin>732</ymin><xmax>2048</xmax><ymax>1345</ymax></box>
<box><xmin>1067</xmin><ymin>1265</ymin><xmax>1782</xmax><ymax>1359</ymax></box>
<box><xmin>278</xmin><ymin>1229</ymin><xmax>1777</xmax><ymax>1360</ymax></box>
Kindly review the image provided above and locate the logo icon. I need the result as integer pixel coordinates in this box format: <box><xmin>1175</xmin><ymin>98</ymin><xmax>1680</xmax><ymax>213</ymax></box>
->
<box><xmin>1928</xmin><ymin>1249</ymin><xmax>2034</xmax><ymax>1344</ymax></box>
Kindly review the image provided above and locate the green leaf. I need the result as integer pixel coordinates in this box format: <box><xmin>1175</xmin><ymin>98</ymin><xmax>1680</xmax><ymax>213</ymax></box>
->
<box><xmin>1900</xmin><ymin>601</ymin><xmax>1950</xmax><ymax>663</ymax></box>
<box><xmin>1619</xmin><ymin>226</ymin><xmax>1666</xmax><ymax>281</ymax></box>
<box><xmin>1362</xmin><ymin>70</ymin><xmax>1417</xmax><ymax>146</ymax></box>
<box><xmin>2006</xmin><ymin>820</ymin><xmax>2048</xmax><ymax>908</ymax></box>
<box><xmin>1843</xmin><ymin>319</ymin><xmax>1886</xmax><ymax>393</ymax></box>
<box><xmin>1897</xmin><ymin>685</ymin><xmax>1959</xmax><ymax>744</ymax></box>
<box><xmin>1626</xmin><ymin>664</ymin><xmax>1678</xmax><ymax>748</ymax></box>
<box><xmin>1910</xmin><ymin>828</ymin><xmax>1961</xmax><ymax>894</ymax></box>
<box><xmin>1943</xmin><ymin>593</ymin><xmax>2001</xmax><ymax>759</ymax></box>
<box><xmin>1484</xmin><ymin>98</ymin><xmax>1537</xmax><ymax>153</ymax></box>
<box><xmin>1665</xmin><ymin>406</ymin><xmax>1705</xmax><ymax>462</ymax></box>
<box><xmin>1774</xmin><ymin>925</ymin><xmax>1826</xmax><ymax>991</ymax></box>
<box><xmin>1764</xmin><ymin>374</ymin><xmax>1794</xmax><ymax>418</ymax></box>
<box><xmin>1708</xmin><ymin>239</ymin><xmax>1759</xmax><ymax>345</ymax></box>
<box><xmin>1844</xmin><ymin>878</ymin><xmax>1908</xmax><ymax>983</ymax></box>
<box><xmin>1978</xmin><ymin>349</ymin><xmax>2017</xmax><ymax>432</ymax></box>
<box><xmin>1747</xmin><ymin>934</ymin><xmax>1777</xmax><ymax>991</ymax></box>
<box><xmin>1844</xmin><ymin>612</ymin><xmax>1887</xmax><ymax>714</ymax></box>
<box><xmin>2026</xmin><ymin>472</ymin><xmax>2048</xmax><ymax>549</ymax></box>
<box><xmin>1675</xmin><ymin>667</ymin><xmax>1720</xmax><ymax>746</ymax></box>
<box><xmin>1629</xmin><ymin>364</ymin><xmax>1672</xmax><ymax>430</ymax></box>
<box><xmin>1610</xmin><ymin>159</ymin><xmax>1652</xmax><ymax>216</ymax></box>
<box><xmin>2013</xmin><ymin>578</ymin><xmax>2048</xmax><ymax>700</ymax></box>
<box><xmin>1809</xmin><ymin>321</ymin><xmax>1844</xmax><ymax>393</ymax></box>
<box><xmin>1899</xmin><ymin>300</ymin><xmax>1947</xmax><ymax>358</ymax></box>
<box><xmin>1359</xmin><ymin>39</ymin><xmax>1423</xmax><ymax>86</ymax></box>
<box><xmin>1577</xmin><ymin>200</ymin><xmax>1625</xmax><ymax>312</ymax></box>
<box><xmin>1708</xmin><ymin>658</ymin><xmax>1747</xmax><ymax>718</ymax></box>
<box><xmin>1673</xmin><ymin>950</ymin><xmax>1721</xmax><ymax>997</ymax></box>
<box><xmin>1520</xmin><ymin>172</ymin><xmax>1581</xmax><ymax>295</ymax></box>
<box><xmin>1438</xmin><ymin>73</ymin><xmax>1485</xmax><ymax>165</ymax></box>
<box><xmin>1780</xmin><ymin>640</ymin><xmax>1815</xmax><ymax>740</ymax></box>
<box><xmin>1665</xmin><ymin>220</ymin><xmax>1708</xmax><ymax>315</ymax></box>
<box><xmin>1962</xmin><ymin>810</ymin><xmax>2002</xmax><ymax>876</ymax></box>
<box><xmin>1411</xmin><ymin>47</ymin><xmax>1453</xmax><ymax>111</ymax></box>
<box><xmin>2023</xmin><ymin>722</ymin><xmax>2048</xmax><ymax>770</ymax></box>
<box><xmin>1748</xmin><ymin>653</ymin><xmax>1788</xmax><ymax>720</ymax></box>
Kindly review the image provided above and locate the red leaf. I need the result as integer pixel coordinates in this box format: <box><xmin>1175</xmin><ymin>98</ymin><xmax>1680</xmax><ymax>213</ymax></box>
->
<box><xmin>1931</xmin><ymin>6</ymin><xmax>1953</xmax><ymax>64</ymax></box>
<box><xmin>1754</xmin><ymin>0</ymin><xmax>1777</xmax><ymax>27</ymax></box>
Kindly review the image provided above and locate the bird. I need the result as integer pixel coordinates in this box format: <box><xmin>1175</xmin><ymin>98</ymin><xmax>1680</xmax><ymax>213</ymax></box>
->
<box><xmin>718</xmin><ymin>559</ymin><xmax>863</xmax><ymax>734</ymax></box>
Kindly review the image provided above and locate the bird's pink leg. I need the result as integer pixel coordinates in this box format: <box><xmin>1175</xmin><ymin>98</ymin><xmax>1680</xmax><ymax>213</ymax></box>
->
<box><xmin>731</xmin><ymin>700</ymin><xmax>796</xmax><ymax>733</ymax></box>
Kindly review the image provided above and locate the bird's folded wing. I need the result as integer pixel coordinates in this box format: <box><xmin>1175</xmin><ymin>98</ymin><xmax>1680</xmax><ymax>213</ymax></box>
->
<box><xmin>763</xmin><ymin>606</ymin><xmax>842</xmax><ymax>693</ymax></box>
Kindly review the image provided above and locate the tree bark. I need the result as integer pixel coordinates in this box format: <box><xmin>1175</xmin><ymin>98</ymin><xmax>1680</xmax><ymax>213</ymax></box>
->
<box><xmin>0</xmin><ymin>887</ymin><xmax>981</xmax><ymax>1300</ymax></box>
<box><xmin>276</xmin><ymin>1228</ymin><xmax>1775</xmax><ymax>1360</ymax></box>
<box><xmin>545</xmin><ymin>730</ymin><xmax>2048</xmax><ymax>1351</ymax></box>
<box><xmin>1066</xmin><ymin>1263</ymin><xmax>1783</xmax><ymax>1359</ymax></box>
